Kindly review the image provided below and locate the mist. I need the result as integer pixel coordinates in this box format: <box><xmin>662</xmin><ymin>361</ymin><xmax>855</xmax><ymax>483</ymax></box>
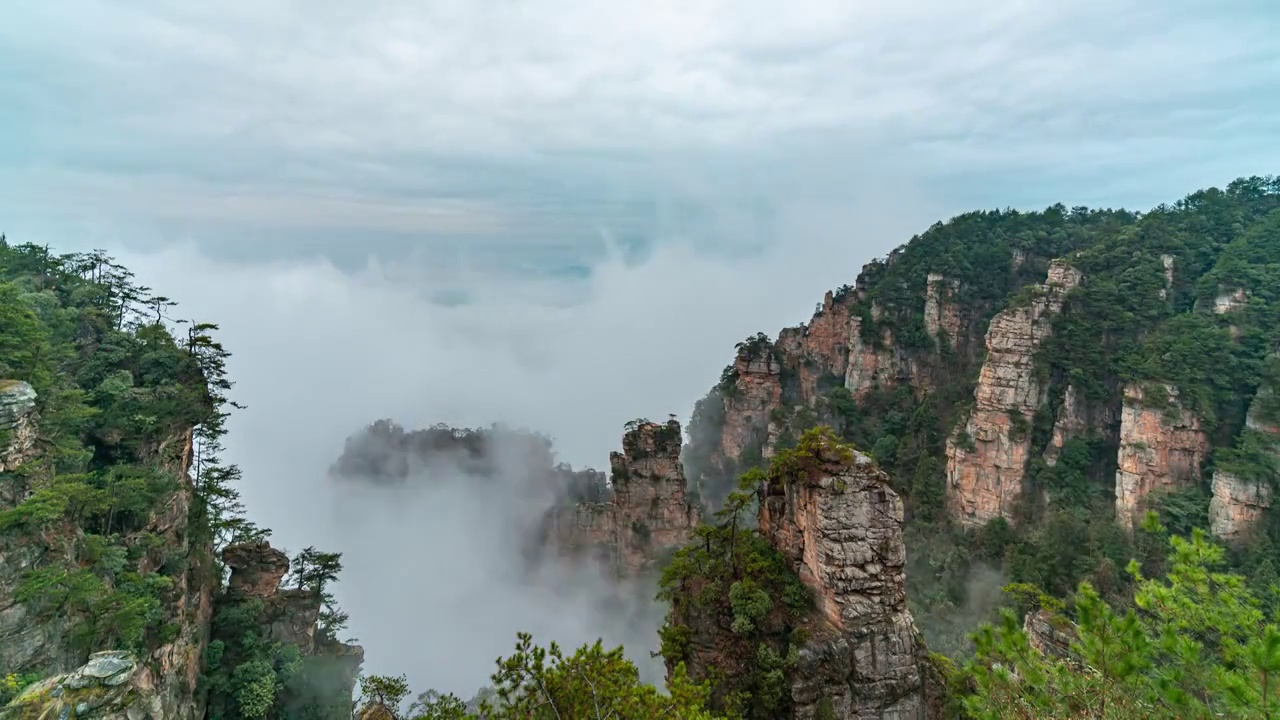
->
<box><xmin>107</xmin><ymin>188</ymin><xmax>937</xmax><ymax>697</ymax></box>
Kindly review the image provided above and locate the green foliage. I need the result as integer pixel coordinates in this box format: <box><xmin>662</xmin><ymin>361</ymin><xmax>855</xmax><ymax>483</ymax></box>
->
<box><xmin>962</xmin><ymin>530</ymin><xmax>1280</xmax><ymax>718</ymax></box>
<box><xmin>395</xmin><ymin>633</ymin><xmax>718</xmax><ymax>720</ymax></box>
<box><xmin>657</xmin><ymin>445</ymin><xmax>819</xmax><ymax>718</ymax></box>
<box><xmin>0</xmin><ymin>674</ymin><xmax>40</xmax><ymax>706</ymax></box>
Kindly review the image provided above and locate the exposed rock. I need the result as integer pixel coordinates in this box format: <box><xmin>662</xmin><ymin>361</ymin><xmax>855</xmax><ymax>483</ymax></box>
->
<box><xmin>0</xmin><ymin>526</ymin><xmax>80</xmax><ymax>675</ymax></box>
<box><xmin>0</xmin><ymin>380</ymin><xmax>38</xmax><ymax>476</ymax></box>
<box><xmin>777</xmin><ymin>291</ymin><xmax>857</xmax><ymax>406</ymax></box>
<box><xmin>758</xmin><ymin>443</ymin><xmax>938</xmax><ymax>719</ymax></box>
<box><xmin>721</xmin><ymin>342</ymin><xmax>783</xmax><ymax>461</ymax></box>
<box><xmin>1044</xmin><ymin>385</ymin><xmax>1087</xmax><ymax>466</ymax></box>
<box><xmin>213</xmin><ymin>541</ymin><xmax>364</xmax><ymax>717</ymax></box>
<box><xmin>1213</xmin><ymin>287</ymin><xmax>1248</xmax><ymax>314</ymax></box>
<box><xmin>1114</xmin><ymin>383</ymin><xmax>1210</xmax><ymax>530</ymax></box>
<box><xmin>1208</xmin><ymin>389</ymin><xmax>1278</xmax><ymax>542</ymax></box>
<box><xmin>923</xmin><ymin>273</ymin><xmax>961</xmax><ymax>347</ymax></box>
<box><xmin>1208</xmin><ymin>472</ymin><xmax>1272</xmax><ymax>542</ymax></box>
<box><xmin>946</xmin><ymin>260</ymin><xmax>1082</xmax><ymax>527</ymax></box>
<box><xmin>546</xmin><ymin>420</ymin><xmax>700</xmax><ymax>576</ymax></box>
<box><xmin>2</xmin><ymin>651</ymin><xmax>165</xmax><ymax>719</ymax></box>
<box><xmin>1023</xmin><ymin>610</ymin><xmax>1078</xmax><ymax>662</ymax></box>
<box><xmin>1159</xmin><ymin>254</ymin><xmax>1175</xmax><ymax>300</ymax></box>
<box><xmin>224</xmin><ymin>541</ymin><xmax>290</xmax><ymax>598</ymax></box>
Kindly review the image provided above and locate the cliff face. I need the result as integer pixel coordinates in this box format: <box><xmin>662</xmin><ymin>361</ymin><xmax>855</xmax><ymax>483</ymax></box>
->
<box><xmin>0</xmin><ymin>381</ymin><xmax>37</xmax><ymax>476</ymax></box>
<box><xmin>217</xmin><ymin>542</ymin><xmax>365</xmax><ymax>713</ymax></box>
<box><xmin>923</xmin><ymin>274</ymin><xmax>961</xmax><ymax>348</ymax></box>
<box><xmin>720</xmin><ymin>343</ymin><xmax>784</xmax><ymax>462</ymax></box>
<box><xmin>0</xmin><ymin>380</ymin><xmax>77</xmax><ymax>673</ymax></box>
<box><xmin>1114</xmin><ymin>383</ymin><xmax>1210</xmax><ymax>531</ymax></box>
<box><xmin>546</xmin><ymin>420</ymin><xmax>701</xmax><ymax>576</ymax></box>
<box><xmin>138</xmin><ymin>428</ymin><xmax>215</xmax><ymax>720</ymax></box>
<box><xmin>945</xmin><ymin>260</ymin><xmax>1082</xmax><ymax>527</ymax></box>
<box><xmin>1209</xmin><ymin>387</ymin><xmax>1278</xmax><ymax>542</ymax></box>
<box><xmin>758</xmin><ymin>445</ymin><xmax>938</xmax><ymax>719</ymax></box>
<box><xmin>0</xmin><ymin>389</ymin><xmax>216</xmax><ymax>718</ymax></box>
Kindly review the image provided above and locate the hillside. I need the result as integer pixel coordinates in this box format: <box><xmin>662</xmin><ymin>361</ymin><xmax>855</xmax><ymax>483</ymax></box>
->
<box><xmin>2</xmin><ymin>174</ymin><xmax>1279</xmax><ymax>719</ymax></box>
<box><xmin>681</xmin><ymin>174</ymin><xmax>1280</xmax><ymax>660</ymax></box>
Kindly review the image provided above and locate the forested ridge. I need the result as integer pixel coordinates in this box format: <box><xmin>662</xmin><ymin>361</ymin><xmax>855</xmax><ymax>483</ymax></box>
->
<box><xmin>3</xmin><ymin>173</ymin><xmax>1280</xmax><ymax>720</ymax></box>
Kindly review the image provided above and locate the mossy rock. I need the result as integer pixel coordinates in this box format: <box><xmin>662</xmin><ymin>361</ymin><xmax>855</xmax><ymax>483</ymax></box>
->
<box><xmin>2</xmin><ymin>652</ymin><xmax>162</xmax><ymax>719</ymax></box>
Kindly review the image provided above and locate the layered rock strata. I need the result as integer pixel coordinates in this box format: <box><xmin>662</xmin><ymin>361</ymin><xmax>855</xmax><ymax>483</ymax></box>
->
<box><xmin>546</xmin><ymin>420</ymin><xmax>701</xmax><ymax>576</ymax></box>
<box><xmin>758</xmin><ymin>443</ymin><xmax>938</xmax><ymax>719</ymax></box>
<box><xmin>945</xmin><ymin>260</ymin><xmax>1082</xmax><ymax>527</ymax></box>
<box><xmin>1114</xmin><ymin>383</ymin><xmax>1209</xmax><ymax>531</ymax></box>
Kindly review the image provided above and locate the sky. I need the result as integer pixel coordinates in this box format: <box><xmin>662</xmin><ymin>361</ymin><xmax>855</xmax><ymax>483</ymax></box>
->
<box><xmin>3</xmin><ymin>0</ymin><xmax>1280</xmax><ymax>699</ymax></box>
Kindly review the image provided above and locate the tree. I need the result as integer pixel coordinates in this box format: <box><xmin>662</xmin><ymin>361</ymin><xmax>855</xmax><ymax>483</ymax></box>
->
<box><xmin>289</xmin><ymin>547</ymin><xmax>344</xmax><ymax>594</ymax></box>
<box><xmin>962</xmin><ymin>530</ymin><xmax>1280</xmax><ymax>718</ymax></box>
<box><xmin>402</xmin><ymin>634</ymin><xmax>718</xmax><ymax>720</ymax></box>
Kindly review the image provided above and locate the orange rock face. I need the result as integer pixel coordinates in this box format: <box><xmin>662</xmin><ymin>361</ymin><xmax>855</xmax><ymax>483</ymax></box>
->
<box><xmin>946</xmin><ymin>260</ymin><xmax>1082</xmax><ymax>527</ymax></box>
<box><xmin>720</xmin><ymin>345</ymin><xmax>784</xmax><ymax>461</ymax></box>
<box><xmin>1114</xmin><ymin>383</ymin><xmax>1210</xmax><ymax>531</ymax></box>
<box><xmin>547</xmin><ymin>420</ymin><xmax>701</xmax><ymax>576</ymax></box>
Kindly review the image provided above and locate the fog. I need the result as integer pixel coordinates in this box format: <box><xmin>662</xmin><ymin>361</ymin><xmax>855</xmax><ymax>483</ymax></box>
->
<box><xmin>110</xmin><ymin>186</ymin><xmax>938</xmax><ymax>697</ymax></box>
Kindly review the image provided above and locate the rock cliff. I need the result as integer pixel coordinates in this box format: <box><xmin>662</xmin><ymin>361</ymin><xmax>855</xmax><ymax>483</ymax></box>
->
<box><xmin>945</xmin><ymin>260</ymin><xmax>1082</xmax><ymax>527</ymax></box>
<box><xmin>758</xmin><ymin>438</ymin><xmax>939</xmax><ymax>719</ymax></box>
<box><xmin>1114</xmin><ymin>383</ymin><xmax>1210</xmax><ymax>531</ymax></box>
<box><xmin>210</xmin><ymin>542</ymin><xmax>365</xmax><ymax>716</ymax></box>
<box><xmin>1208</xmin><ymin>385</ymin><xmax>1278</xmax><ymax>542</ymax></box>
<box><xmin>664</xmin><ymin>430</ymin><xmax>940</xmax><ymax>719</ymax></box>
<box><xmin>0</xmin><ymin>380</ymin><xmax>38</xmax><ymax>476</ymax></box>
<box><xmin>1022</xmin><ymin>609</ymin><xmax>1078</xmax><ymax>662</ymax></box>
<box><xmin>545</xmin><ymin>419</ymin><xmax>701</xmax><ymax>576</ymax></box>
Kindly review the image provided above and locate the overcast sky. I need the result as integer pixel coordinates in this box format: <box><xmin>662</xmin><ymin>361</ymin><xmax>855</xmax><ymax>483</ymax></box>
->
<box><xmin>3</xmin><ymin>0</ymin><xmax>1279</xmax><ymax>695</ymax></box>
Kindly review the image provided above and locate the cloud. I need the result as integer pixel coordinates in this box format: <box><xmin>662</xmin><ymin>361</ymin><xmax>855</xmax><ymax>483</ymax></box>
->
<box><xmin>108</xmin><ymin>196</ymin><xmax>923</xmax><ymax>693</ymax></box>
<box><xmin>3</xmin><ymin>0</ymin><xmax>1278</xmax><ymax>261</ymax></box>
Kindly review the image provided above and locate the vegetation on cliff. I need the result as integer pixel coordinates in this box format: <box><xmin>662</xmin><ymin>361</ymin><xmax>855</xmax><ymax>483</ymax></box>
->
<box><xmin>0</xmin><ymin>238</ymin><xmax>359</xmax><ymax>718</ymax></box>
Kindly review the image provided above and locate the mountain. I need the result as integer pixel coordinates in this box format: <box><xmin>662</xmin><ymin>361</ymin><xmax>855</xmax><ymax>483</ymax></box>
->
<box><xmin>2</xmin><ymin>173</ymin><xmax>1279</xmax><ymax>719</ymax></box>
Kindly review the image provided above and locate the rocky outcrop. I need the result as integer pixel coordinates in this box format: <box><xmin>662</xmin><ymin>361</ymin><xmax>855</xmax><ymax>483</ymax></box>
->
<box><xmin>923</xmin><ymin>273</ymin><xmax>961</xmax><ymax>347</ymax></box>
<box><xmin>1209</xmin><ymin>472</ymin><xmax>1271</xmax><ymax>542</ymax></box>
<box><xmin>225</xmin><ymin>541</ymin><xmax>291</xmax><ymax>598</ymax></box>
<box><xmin>0</xmin><ymin>380</ymin><xmax>38</xmax><ymax>475</ymax></box>
<box><xmin>2</xmin><ymin>652</ymin><xmax>165</xmax><ymax>720</ymax></box>
<box><xmin>1044</xmin><ymin>385</ymin><xmax>1087</xmax><ymax>466</ymax></box>
<box><xmin>720</xmin><ymin>341</ymin><xmax>784</xmax><ymax>462</ymax></box>
<box><xmin>1208</xmin><ymin>389</ymin><xmax>1278</xmax><ymax>542</ymax></box>
<box><xmin>1213</xmin><ymin>287</ymin><xmax>1248</xmax><ymax>314</ymax></box>
<box><xmin>1023</xmin><ymin>610</ymin><xmax>1078</xmax><ymax>662</ymax></box>
<box><xmin>846</xmin><ymin>316</ymin><xmax>907</xmax><ymax>400</ymax></box>
<box><xmin>946</xmin><ymin>260</ymin><xmax>1082</xmax><ymax>527</ymax></box>
<box><xmin>216</xmin><ymin>542</ymin><xmax>365</xmax><ymax>714</ymax></box>
<box><xmin>546</xmin><ymin>420</ymin><xmax>701</xmax><ymax>576</ymax></box>
<box><xmin>1159</xmin><ymin>254</ymin><xmax>1175</xmax><ymax>300</ymax></box>
<box><xmin>1114</xmin><ymin>383</ymin><xmax>1210</xmax><ymax>531</ymax></box>
<box><xmin>776</xmin><ymin>291</ymin><xmax>856</xmax><ymax>406</ymax></box>
<box><xmin>758</xmin><ymin>440</ymin><xmax>938</xmax><ymax>719</ymax></box>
